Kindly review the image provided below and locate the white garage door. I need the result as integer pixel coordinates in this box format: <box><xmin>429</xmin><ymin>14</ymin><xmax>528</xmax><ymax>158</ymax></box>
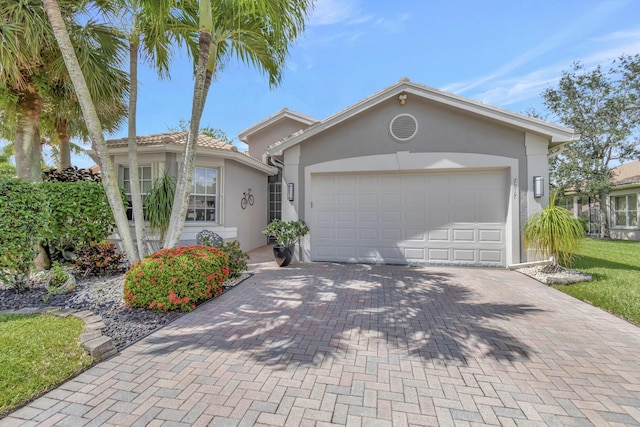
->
<box><xmin>311</xmin><ymin>169</ymin><xmax>508</xmax><ymax>267</ymax></box>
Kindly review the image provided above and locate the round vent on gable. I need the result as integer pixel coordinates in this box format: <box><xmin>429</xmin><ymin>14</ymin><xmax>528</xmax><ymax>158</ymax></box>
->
<box><xmin>389</xmin><ymin>114</ymin><xmax>418</xmax><ymax>142</ymax></box>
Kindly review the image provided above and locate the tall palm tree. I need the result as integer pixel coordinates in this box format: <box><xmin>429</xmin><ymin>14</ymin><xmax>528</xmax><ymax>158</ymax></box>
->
<box><xmin>163</xmin><ymin>0</ymin><xmax>314</xmax><ymax>248</ymax></box>
<box><xmin>111</xmin><ymin>0</ymin><xmax>196</xmax><ymax>259</ymax></box>
<box><xmin>42</xmin><ymin>0</ymin><xmax>139</xmax><ymax>263</ymax></box>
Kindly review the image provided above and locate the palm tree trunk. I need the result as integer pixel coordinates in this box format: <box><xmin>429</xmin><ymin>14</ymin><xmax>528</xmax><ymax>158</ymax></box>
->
<box><xmin>57</xmin><ymin>120</ymin><xmax>71</xmax><ymax>170</ymax></box>
<box><xmin>42</xmin><ymin>0</ymin><xmax>139</xmax><ymax>264</ymax></box>
<box><xmin>128</xmin><ymin>41</ymin><xmax>146</xmax><ymax>259</ymax></box>
<box><xmin>163</xmin><ymin>28</ymin><xmax>212</xmax><ymax>248</ymax></box>
<box><xmin>14</xmin><ymin>84</ymin><xmax>43</xmax><ymax>182</ymax></box>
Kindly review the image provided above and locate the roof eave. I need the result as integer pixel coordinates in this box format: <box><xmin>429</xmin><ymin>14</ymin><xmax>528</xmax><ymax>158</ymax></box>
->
<box><xmin>238</xmin><ymin>108</ymin><xmax>319</xmax><ymax>142</ymax></box>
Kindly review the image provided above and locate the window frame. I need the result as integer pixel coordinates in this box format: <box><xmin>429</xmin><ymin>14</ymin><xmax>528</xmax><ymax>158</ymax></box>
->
<box><xmin>186</xmin><ymin>166</ymin><xmax>219</xmax><ymax>224</ymax></box>
<box><xmin>122</xmin><ymin>165</ymin><xmax>153</xmax><ymax>221</ymax></box>
<box><xmin>611</xmin><ymin>193</ymin><xmax>639</xmax><ymax>228</ymax></box>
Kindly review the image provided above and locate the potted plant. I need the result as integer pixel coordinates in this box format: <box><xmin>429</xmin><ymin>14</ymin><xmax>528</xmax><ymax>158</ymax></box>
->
<box><xmin>262</xmin><ymin>219</ymin><xmax>310</xmax><ymax>267</ymax></box>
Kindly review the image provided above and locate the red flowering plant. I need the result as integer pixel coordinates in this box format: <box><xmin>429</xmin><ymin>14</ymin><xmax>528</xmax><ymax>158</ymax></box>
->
<box><xmin>123</xmin><ymin>245</ymin><xmax>230</xmax><ymax>312</ymax></box>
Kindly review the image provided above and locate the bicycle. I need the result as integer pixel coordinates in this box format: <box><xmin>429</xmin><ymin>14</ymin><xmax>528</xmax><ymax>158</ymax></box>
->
<box><xmin>240</xmin><ymin>188</ymin><xmax>254</xmax><ymax>209</ymax></box>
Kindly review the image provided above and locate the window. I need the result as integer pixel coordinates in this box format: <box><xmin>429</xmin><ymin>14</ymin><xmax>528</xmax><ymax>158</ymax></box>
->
<box><xmin>187</xmin><ymin>167</ymin><xmax>217</xmax><ymax>222</ymax></box>
<box><xmin>123</xmin><ymin>166</ymin><xmax>152</xmax><ymax>220</ymax></box>
<box><xmin>612</xmin><ymin>194</ymin><xmax>638</xmax><ymax>228</ymax></box>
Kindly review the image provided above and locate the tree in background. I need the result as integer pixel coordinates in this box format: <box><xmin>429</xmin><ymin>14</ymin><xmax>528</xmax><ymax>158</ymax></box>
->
<box><xmin>0</xmin><ymin>1</ymin><xmax>128</xmax><ymax>180</ymax></box>
<box><xmin>542</xmin><ymin>55</ymin><xmax>640</xmax><ymax>238</ymax></box>
<box><xmin>163</xmin><ymin>0</ymin><xmax>314</xmax><ymax>248</ymax></box>
<box><xmin>167</xmin><ymin>118</ymin><xmax>234</xmax><ymax>144</ymax></box>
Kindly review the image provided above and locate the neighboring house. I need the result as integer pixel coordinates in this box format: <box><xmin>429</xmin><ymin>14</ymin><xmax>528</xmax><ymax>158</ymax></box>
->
<box><xmin>243</xmin><ymin>78</ymin><xmax>577</xmax><ymax>267</ymax></box>
<box><xmin>104</xmin><ymin>131</ymin><xmax>276</xmax><ymax>252</ymax></box>
<box><xmin>562</xmin><ymin>160</ymin><xmax>640</xmax><ymax>240</ymax></box>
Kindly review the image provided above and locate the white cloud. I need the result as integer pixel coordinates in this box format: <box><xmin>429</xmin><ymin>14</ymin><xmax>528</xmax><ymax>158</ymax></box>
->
<box><xmin>440</xmin><ymin>0</ymin><xmax>640</xmax><ymax>110</ymax></box>
<box><xmin>309</xmin><ymin>0</ymin><xmax>361</xmax><ymax>26</ymax></box>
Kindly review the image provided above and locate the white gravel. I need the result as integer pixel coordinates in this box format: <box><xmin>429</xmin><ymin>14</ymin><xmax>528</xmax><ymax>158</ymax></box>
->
<box><xmin>517</xmin><ymin>265</ymin><xmax>592</xmax><ymax>285</ymax></box>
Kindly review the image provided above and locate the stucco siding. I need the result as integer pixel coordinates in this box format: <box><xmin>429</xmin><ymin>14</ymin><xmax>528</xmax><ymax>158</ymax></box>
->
<box><xmin>294</xmin><ymin>98</ymin><xmax>537</xmax><ymax>261</ymax></box>
<box><xmin>246</xmin><ymin>117</ymin><xmax>312</xmax><ymax>160</ymax></box>
<box><xmin>224</xmin><ymin>159</ymin><xmax>271</xmax><ymax>251</ymax></box>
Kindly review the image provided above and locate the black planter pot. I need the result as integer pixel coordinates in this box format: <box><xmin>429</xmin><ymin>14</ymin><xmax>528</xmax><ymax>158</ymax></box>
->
<box><xmin>273</xmin><ymin>245</ymin><xmax>293</xmax><ymax>267</ymax></box>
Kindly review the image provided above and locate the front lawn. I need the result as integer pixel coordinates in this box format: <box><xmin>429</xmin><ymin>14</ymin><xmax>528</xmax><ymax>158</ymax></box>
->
<box><xmin>0</xmin><ymin>313</ymin><xmax>94</xmax><ymax>415</ymax></box>
<box><xmin>554</xmin><ymin>238</ymin><xmax>640</xmax><ymax>325</ymax></box>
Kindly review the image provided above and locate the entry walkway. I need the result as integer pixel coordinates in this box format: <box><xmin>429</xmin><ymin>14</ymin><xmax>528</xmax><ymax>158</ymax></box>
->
<box><xmin>2</xmin><ymin>246</ymin><xmax>640</xmax><ymax>426</ymax></box>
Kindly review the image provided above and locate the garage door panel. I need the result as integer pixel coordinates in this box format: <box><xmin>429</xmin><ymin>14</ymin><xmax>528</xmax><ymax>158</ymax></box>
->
<box><xmin>453</xmin><ymin>249</ymin><xmax>475</xmax><ymax>262</ymax></box>
<box><xmin>405</xmin><ymin>229</ymin><xmax>426</xmax><ymax>241</ymax></box>
<box><xmin>358</xmin><ymin>194</ymin><xmax>378</xmax><ymax>205</ymax></box>
<box><xmin>479</xmin><ymin>229</ymin><xmax>502</xmax><ymax>242</ymax></box>
<box><xmin>336</xmin><ymin>195</ymin><xmax>356</xmax><ymax>206</ymax></box>
<box><xmin>311</xmin><ymin>170</ymin><xmax>507</xmax><ymax>266</ymax></box>
<box><xmin>358</xmin><ymin>211</ymin><xmax>378</xmax><ymax>222</ymax></box>
<box><xmin>453</xmin><ymin>229</ymin><xmax>475</xmax><ymax>242</ymax></box>
<box><xmin>428</xmin><ymin>229</ymin><xmax>450</xmax><ymax>241</ymax></box>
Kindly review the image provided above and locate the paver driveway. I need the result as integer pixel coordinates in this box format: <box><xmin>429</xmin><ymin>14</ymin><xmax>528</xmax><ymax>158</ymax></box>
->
<box><xmin>3</xmin><ymin>246</ymin><xmax>640</xmax><ymax>426</ymax></box>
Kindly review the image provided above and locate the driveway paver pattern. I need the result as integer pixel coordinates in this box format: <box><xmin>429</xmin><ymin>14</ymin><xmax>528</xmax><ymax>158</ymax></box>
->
<box><xmin>2</xmin><ymin>246</ymin><xmax>640</xmax><ymax>426</ymax></box>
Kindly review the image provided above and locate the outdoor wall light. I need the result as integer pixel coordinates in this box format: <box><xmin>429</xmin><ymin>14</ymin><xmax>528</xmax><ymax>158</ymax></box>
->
<box><xmin>399</xmin><ymin>94</ymin><xmax>407</xmax><ymax>105</ymax></box>
<box><xmin>287</xmin><ymin>182</ymin><xmax>294</xmax><ymax>201</ymax></box>
<box><xmin>533</xmin><ymin>176</ymin><xmax>544</xmax><ymax>198</ymax></box>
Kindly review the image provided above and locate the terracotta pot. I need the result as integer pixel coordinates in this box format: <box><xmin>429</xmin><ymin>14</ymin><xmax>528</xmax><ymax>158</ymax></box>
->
<box><xmin>273</xmin><ymin>245</ymin><xmax>293</xmax><ymax>267</ymax></box>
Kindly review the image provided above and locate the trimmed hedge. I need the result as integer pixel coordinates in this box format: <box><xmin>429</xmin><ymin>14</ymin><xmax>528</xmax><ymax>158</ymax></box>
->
<box><xmin>0</xmin><ymin>179</ymin><xmax>49</xmax><ymax>291</ymax></box>
<box><xmin>124</xmin><ymin>246</ymin><xmax>230</xmax><ymax>312</ymax></box>
<box><xmin>41</xmin><ymin>181</ymin><xmax>116</xmax><ymax>261</ymax></box>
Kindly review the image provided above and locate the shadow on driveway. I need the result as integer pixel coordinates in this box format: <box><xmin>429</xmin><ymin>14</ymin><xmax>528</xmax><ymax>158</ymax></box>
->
<box><xmin>141</xmin><ymin>261</ymin><xmax>542</xmax><ymax>368</ymax></box>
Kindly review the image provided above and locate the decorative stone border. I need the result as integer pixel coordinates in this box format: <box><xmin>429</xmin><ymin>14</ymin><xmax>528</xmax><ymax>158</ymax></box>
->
<box><xmin>0</xmin><ymin>307</ymin><xmax>117</xmax><ymax>360</ymax></box>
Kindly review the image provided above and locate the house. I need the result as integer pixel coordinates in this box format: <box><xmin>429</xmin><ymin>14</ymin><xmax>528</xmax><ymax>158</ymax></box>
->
<box><xmin>242</xmin><ymin>78</ymin><xmax>577</xmax><ymax>267</ymax></box>
<box><xmin>562</xmin><ymin>160</ymin><xmax>640</xmax><ymax>240</ymax></box>
<box><xmin>105</xmin><ymin>131</ymin><xmax>276</xmax><ymax>251</ymax></box>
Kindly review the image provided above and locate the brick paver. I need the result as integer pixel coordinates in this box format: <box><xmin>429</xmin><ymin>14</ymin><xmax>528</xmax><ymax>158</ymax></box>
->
<box><xmin>2</xmin><ymin>246</ymin><xmax>640</xmax><ymax>426</ymax></box>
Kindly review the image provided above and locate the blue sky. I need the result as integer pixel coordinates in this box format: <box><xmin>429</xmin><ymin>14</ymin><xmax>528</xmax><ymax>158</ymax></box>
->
<box><xmin>44</xmin><ymin>0</ymin><xmax>640</xmax><ymax>167</ymax></box>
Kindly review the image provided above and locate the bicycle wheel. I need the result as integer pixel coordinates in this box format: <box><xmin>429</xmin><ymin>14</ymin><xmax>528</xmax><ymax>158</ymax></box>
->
<box><xmin>248</xmin><ymin>194</ymin><xmax>254</xmax><ymax>206</ymax></box>
<box><xmin>241</xmin><ymin>197</ymin><xmax>247</xmax><ymax>210</ymax></box>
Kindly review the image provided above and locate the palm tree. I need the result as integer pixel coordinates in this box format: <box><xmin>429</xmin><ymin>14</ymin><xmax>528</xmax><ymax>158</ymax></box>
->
<box><xmin>0</xmin><ymin>1</ymin><xmax>129</xmax><ymax>178</ymax></box>
<box><xmin>163</xmin><ymin>0</ymin><xmax>314</xmax><ymax>248</ymax></box>
<box><xmin>0</xmin><ymin>0</ymin><xmax>53</xmax><ymax>181</ymax></box>
<box><xmin>42</xmin><ymin>0</ymin><xmax>139</xmax><ymax>264</ymax></box>
<box><xmin>110</xmin><ymin>0</ymin><xmax>196</xmax><ymax>259</ymax></box>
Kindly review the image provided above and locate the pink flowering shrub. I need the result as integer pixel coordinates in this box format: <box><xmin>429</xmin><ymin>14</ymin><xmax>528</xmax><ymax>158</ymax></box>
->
<box><xmin>123</xmin><ymin>245</ymin><xmax>229</xmax><ymax>312</ymax></box>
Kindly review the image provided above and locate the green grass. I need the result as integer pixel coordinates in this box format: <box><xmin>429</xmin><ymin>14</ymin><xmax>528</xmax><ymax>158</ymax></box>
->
<box><xmin>553</xmin><ymin>238</ymin><xmax>640</xmax><ymax>325</ymax></box>
<box><xmin>0</xmin><ymin>313</ymin><xmax>94</xmax><ymax>415</ymax></box>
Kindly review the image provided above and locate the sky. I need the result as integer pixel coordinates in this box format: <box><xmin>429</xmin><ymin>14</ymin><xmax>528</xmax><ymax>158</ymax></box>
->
<box><xmin>28</xmin><ymin>0</ymin><xmax>640</xmax><ymax>167</ymax></box>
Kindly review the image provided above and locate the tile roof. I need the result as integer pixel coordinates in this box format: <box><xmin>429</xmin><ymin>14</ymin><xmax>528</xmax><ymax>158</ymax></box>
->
<box><xmin>106</xmin><ymin>131</ymin><xmax>238</xmax><ymax>152</ymax></box>
<box><xmin>612</xmin><ymin>160</ymin><xmax>640</xmax><ymax>186</ymax></box>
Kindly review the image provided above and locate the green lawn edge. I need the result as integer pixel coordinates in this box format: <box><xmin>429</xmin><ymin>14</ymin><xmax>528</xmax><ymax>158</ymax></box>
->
<box><xmin>552</xmin><ymin>238</ymin><xmax>640</xmax><ymax>325</ymax></box>
<box><xmin>0</xmin><ymin>313</ymin><xmax>95</xmax><ymax>416</ymax></box>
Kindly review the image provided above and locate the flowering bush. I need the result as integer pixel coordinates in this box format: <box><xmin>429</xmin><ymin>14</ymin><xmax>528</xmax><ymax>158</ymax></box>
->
<box><xmin>123</xmin><ymin>245</ymin><xmax>229</xmax><ymax>312</ymax></box>
<box><xmin>219</xmin><ymin>241</ymin><xmax>249</xmax><ymax>278</ymax></box>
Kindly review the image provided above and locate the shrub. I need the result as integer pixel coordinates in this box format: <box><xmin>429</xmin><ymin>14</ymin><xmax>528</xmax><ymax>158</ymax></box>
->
<box><xmin>219</xmin><ymin>240</ymin><xmax>249</xmax><ymax>278</ymax></box>
<box><xmin>124</xmin><ymin>246</ymin><xmax>230</xmax><ymax>312</ymax></box>
<box><xmin>524</xmin><ymin>191</ymin><xmax>586</xmax><ymax>271</ymax></box>
<box><xmin>0</xmin><ymin>179</ymin><xmax>49</xmax><ymax>292</ymax></box>
<box><xmin>41</xmin><ymin>181</ymin><xmax>116</xmax><ymax>261</ymax></box>
<box><xmin>75</xmin><ymin>241</ymin><xmax>124</xmax><ymax>277</ymax></box>
<box><xmin>145</xmin><ymin>173</ymin><xmax>175</xmax><ymax>241</ymax></box>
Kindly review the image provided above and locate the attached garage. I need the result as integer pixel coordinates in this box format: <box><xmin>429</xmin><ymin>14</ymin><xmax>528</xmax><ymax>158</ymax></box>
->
<box><xmin>259</xmin><ymin>79</ymin><xmax>577</xmax><ymax>267</ymax></box>
<box><xmin>311</xmin><ymin>169</ymin><xmax>508</xmax><ymax>266</ymax></box>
